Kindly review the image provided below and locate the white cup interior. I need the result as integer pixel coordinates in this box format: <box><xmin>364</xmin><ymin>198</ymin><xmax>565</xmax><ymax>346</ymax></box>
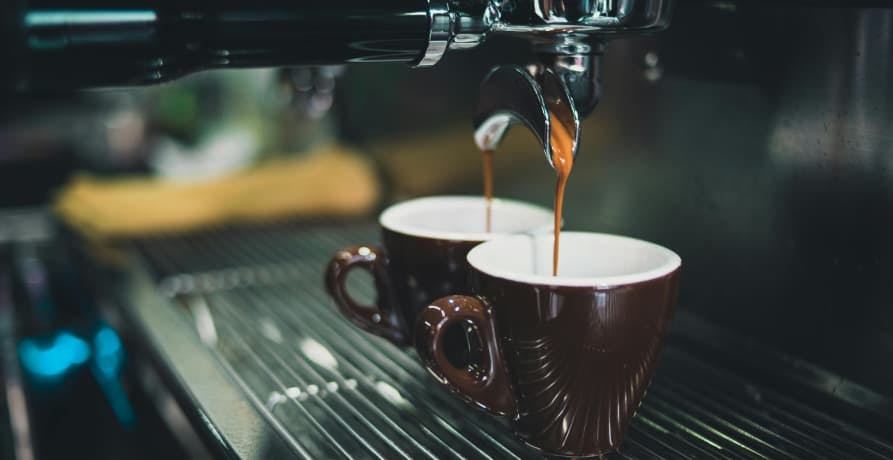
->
<box><xmin>467</xmin><ymin>232</ymin><xmax>681</xmax><ymax>287</ymax></box>
<box><xmin>379</xmin><ymin>196</ymin><xmax>554</xmax><ymax>241</ymax></box>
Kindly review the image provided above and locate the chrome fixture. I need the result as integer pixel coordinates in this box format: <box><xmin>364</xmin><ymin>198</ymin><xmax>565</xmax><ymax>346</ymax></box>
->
<box><xmin>417</xmin><ymin>0</ymin><xmax>672</xmax><ymax>167</ymax></box>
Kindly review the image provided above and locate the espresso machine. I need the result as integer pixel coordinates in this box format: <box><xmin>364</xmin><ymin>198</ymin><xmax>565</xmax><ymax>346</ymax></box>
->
<box><xmin>3</xmin><ymin>0</ymin><xmax>674</xmax><ymax>164</ymax></box>
<box><xmin>3</xmin><ymin>1</ymin><xmax>893</xmax><ymax>459</ymax></box>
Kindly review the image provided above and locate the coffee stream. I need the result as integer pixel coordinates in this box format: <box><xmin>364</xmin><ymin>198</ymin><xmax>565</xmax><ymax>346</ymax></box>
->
<box><xmin>549</xmin><ymin>113</ymin><xmax>574</xmax><ymax>276</ymax></box>
<box><xmin>483</xmin><ymin>149</ymin><xmax>494</xmax><ymax>233</ymax></box>
<box><xmin>480</xmin><ymin>114</ymin><xmax>574</xmax><ymax>276</ymax></box>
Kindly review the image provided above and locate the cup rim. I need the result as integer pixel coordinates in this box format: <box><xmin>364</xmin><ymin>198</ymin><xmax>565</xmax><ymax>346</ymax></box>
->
<box><xmin>467</xmin><ymin>231</ymin><xmax>681</xmax><ymax>288</ymax></box>
<box><xmin>379</xmin><ymin>195</ymin><xmax>554</xmax><ymax>242</ymax></box>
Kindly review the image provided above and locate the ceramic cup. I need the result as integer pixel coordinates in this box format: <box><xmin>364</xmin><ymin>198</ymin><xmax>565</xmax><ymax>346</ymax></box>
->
<box><xmin>415</xmin><ymin>232</ymin><xmax>681</xmax><ymax>456</ymax></box>
<box><xmin>325</xmin><ymin>196</ymin><xmax>553</xmax><ymax>346</ymax></box>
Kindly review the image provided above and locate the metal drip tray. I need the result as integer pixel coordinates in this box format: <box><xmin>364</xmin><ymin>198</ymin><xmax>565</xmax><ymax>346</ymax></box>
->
<box><xmin>118</xmin><ymin>222</ymin><xmax>893</xmax><ymax>459</ymax></box>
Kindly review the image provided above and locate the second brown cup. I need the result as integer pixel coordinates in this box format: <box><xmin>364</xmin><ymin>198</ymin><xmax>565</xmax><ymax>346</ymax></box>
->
<box><xmin>415</xmin><ymin>232</ymin><xmax>681</xmax><ymax>457</ymax></box>
<box><xmin>325</xmin><ymin>195</ymin><xmax>553</xmax><ymax>346</ymax></box>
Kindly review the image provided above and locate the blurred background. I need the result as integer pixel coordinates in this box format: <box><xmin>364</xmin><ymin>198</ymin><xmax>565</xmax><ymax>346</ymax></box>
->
<box><xmin>2</xmin><ymin>2</ymin><xmax>893</xmax><ymax>458</ymax></box>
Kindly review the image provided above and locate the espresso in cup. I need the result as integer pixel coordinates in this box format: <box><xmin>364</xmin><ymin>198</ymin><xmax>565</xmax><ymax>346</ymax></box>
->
<box><xmin>325</xmin><ymin>196</ymin><xmax>553</xmax><ymax>346</ymax></box>
<box><xmin>415</xmin><ymin>232</ymin><xmax>681</xmax><ymax>456</ymax></box>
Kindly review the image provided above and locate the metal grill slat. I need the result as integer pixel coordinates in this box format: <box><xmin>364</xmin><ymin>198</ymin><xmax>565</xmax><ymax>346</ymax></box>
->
<box><xmin>131</xmin><ymin>222</ymin><xmax>893</xmax><ymax>459</ymax></box>
<box><xmin>173</xmin><ymin>228</ymin><xmax>532</xmax><ymax>458</ymax></box>
<box><xmin>217</xmin><ymin>330</ymin><xmax>363</xmax><ymax>459</ymax></box>
<box><xmin>253</xmin><ymin>285</ymin><xmax>532</xmax><ymax>459</ymax></box>
<box><xmin>217</xmin><ymin>318</ymin><xmax>404</xmax><ymax>460</ymax></box>
<box><xmin>654</xmin><ymin>374</ymin><xmax>856</xmax><ymax>459</ymax></box>
<box><xmin>211</xmin><ymin>294</ymin><xmax>437</xmax><ymax>460</ymax></box>
<box><xmin>662</xmin><ymin>347</ymin><xmax>893</xmax><ymax>458</ymax></box>
<box><xmin>650</xmin><ymin>380</ymin><xmax>827</xmax><ymax>458</ymax></box>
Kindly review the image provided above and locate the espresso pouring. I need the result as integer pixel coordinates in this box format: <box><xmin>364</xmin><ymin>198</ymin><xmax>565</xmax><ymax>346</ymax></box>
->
<box><xmin>483</xmin><ymin>149</ymin><xmax>494</xmax><ymax>233</ymax></box>
<box><xmin>549</xmin><ymin>111</ymin><xmax>575</xmax><ymax>276</ymax></box>
<box><xmin>481</xmin><ymin>112</ymin><xmax>574</xmax><ymax>276</ymax></box>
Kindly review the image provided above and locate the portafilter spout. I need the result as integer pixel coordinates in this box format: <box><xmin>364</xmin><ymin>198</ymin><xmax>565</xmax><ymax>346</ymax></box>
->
<box><xmin>470</xmin><ymin>0</ymin><xmax>671</xmax><ymax>169</ymax></box>
<box><xmin>473</xmin><ymin>50</ymin><xmax>598</xmax><ymax>168</ymax></box>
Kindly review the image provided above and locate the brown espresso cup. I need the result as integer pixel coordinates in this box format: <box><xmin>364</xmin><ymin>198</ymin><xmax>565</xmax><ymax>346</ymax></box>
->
<box><xmin>325</xmin><ymin>196</ymin><xmax>553</xmax><ymax>346</ymax></box>
<box><xmin>415</xmin><ymin>232</ymin><xmax>681</xmax><ymax>457</ymax></box>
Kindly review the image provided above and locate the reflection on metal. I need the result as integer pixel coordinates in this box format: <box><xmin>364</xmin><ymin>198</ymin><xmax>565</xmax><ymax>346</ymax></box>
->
<box><xmin>127</xmin><ymin>223</ymin><xmax>893</xmax><ymax>459</ymax></box>
<box><xmin>281</xmin><ymin>66</ymin><xmax>345</xmax><ymax>119</ymax></box>
<box><xmin>415</xmin><ymin>0</ymin><xmax>451</xmax><ymax>67</ymax></box>
<box><xmin>375</xmin><ymin>381</ymin><xmax>411</xmax><ymax>409</ymax></box>
<box><xmin>285</xmin><ymin>386</ymin><xmax>305</xmax><ymax>400</ymax></box>
<box><xmin>25</xmin><ymin>10</ymin><xmax>157</xmax><ymax>27</ymax></box>
<box><xmin>259</xmin><ymin>318</ymin><xmax>284</xmax><ymax>344</ymax></box>
<box><xmin>504</xmin><ymin>0</ymin><xmax>672</xmax><ymax>32</ymax></box>
<box><xmin>474</xmin><ymin>65</ymin><xmax>582</xmax><ymax>170</ymax></box>
<box><xmin>184</xmin><ymin>295</ymin><xmax>218</xmax><ymax>346</ymax></box>
<box><xmin>266</xmin><ymin>391</ymin><xmax>288</xmax><ymax>410</ymax></box>
<box><xmin>1</xmin><ymin>270</ymin><xmax>35</xmax><ymax>460</ymax></box>
<box><xmin>643</xmin><ymin>51</ymin><xmax>663</xmax><ymax>82</ymax></box>
<box><xmin>769</xmin><ymin>10</ymin><xmax>893</xmax><ymax>168</ymax></box>
<box><xmin>0</xmin><ymin>210</ymin><xmax>51</xmax><ymax>246</ymax></box>
<box><xmin>299</xmin><ymin>338</ymin><xmax>338</xmax><ymax>369</ymax></box>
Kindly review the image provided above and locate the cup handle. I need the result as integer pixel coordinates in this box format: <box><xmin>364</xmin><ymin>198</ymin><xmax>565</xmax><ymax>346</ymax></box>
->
<box><xmin>414</xmin><ymin>295</ymin><xmax>516</xmax><ymax>416</ymax></box>
<box><xmin>325</xmin><ymin>246</ymin><xmax>406</xmax><ymax>345</ymax></box>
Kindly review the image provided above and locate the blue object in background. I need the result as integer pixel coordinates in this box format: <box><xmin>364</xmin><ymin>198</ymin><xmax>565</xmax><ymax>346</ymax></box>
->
<box><xmin>91</xmin><ymin>324</ymin><xmax>136</xmax><ymax>427</ymax></box>
<box><xmin>18</xmin><ymin>331</ymin><xmax>90</xmax><ymax>381</ymax></box>
<box><xmin>18</xmin><ymin>324</ymin><xmax>136</xmax><ymax>427</ymax></box>
<box><xmin>93</xmin><ymin>325</ymin><xmax>124</xmax><ymax>378</ymax></box>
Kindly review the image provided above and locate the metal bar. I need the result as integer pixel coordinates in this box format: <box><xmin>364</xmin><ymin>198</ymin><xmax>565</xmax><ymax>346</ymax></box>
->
<box><xmin>255</xmin><ymin>286</ymin><xmax>528</xmax><ymax>459</ymax></box>
<box><xmin>635</xmin><ymin>407</ymin><xmax>734</xmax><ymax>459</ymax></box>
<box><xmin>200</xmin><ymin>343</ymin><xmax>318</xmax><ymax>460</ymax></box>
<box><xmin>218</xmin><ymin>329</ymin><xmax>360</xmax><ymax>459</ymax></box>
<box><xmin>0</xmin><ymin>262</ymin><xmax>36</xmax><ymax>460</ymax></box>
<box><xmin>232</xmin><ymin>286</ymin><xmax>505</xmax><ymax>458</ymax></box>
<box><xmin>663</xmin><ymin>347</ymin><xmax>893</xmax><ymax>458</ymax></box>
<box><xmin>643</xmin><ymin>396</ymin><xmax>770</xmax><ymax>459</ymax></box>
<box><xmin>210</xmin><ymin>294</ymin><xmax>429</xmax><ymax>460</ymax></box>
<box><xmin>653</xmin><ymin>375</ymin><xmax>846</xmax><ymax>458</ymax></box>
<box><xmin>132</xmin><ymin>223</ymin><xmax>893</xmax><ymax>460</ymax></box>
<box><xmin>178</xmin><ymin>231</ymin><xmax>525</xmax><ymax>459</ymax></box>
<box><xmin>627</xmin><ymin>423</ymin><xmax>696</xmax><ymax>459</ymax></box>
<box><xmin>276</xmin><ymin>283</ymin><xmax>525</xmax><ymax>455</ymax></box>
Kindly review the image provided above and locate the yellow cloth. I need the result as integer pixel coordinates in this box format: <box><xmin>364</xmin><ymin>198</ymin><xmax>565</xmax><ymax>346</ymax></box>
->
<box><xmin>56</xmin><ymin>145</ymin><xmax>380</xmax><ymax>240</ymax></box>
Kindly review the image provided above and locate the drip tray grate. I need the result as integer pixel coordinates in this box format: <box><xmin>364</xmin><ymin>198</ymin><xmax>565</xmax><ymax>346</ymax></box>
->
<box><xmin>129</xmin><ymin>222</ymin><xmax>893</xmax><ymax>459</ymax></box>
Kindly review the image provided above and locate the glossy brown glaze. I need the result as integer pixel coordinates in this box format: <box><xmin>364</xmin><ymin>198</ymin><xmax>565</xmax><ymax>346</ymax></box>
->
<box><xmin>416</xmin><ymin>269</ymin><xmax>680</xmax><ymax>457</ymax></box>
<box><xmin>415</xmin><ymin>295</ymin><xmax>516</xmax><ymax>415</ymax></box>
<box><xmin>382</xmin><ymin>228</ymin><xmax>481</xmax><ymax>338</ymax></box>
<box><xmin>325</xmin><ymin>228</ymin><xmax>481</xmax><ymax>347</ymax></box>
<box><xmin>324</xmin><ymin>245</ymin><xmax>405</xmax><ymax>344</ymax></box>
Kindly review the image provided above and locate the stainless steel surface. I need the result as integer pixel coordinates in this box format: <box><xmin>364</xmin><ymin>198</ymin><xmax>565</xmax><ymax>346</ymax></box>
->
<box><xmin>463</xmin><ymin>0</ymin><xmax>665</xmax><ymax>156</ymax></box>
<box><xmin>0</xmin><ymin>208</ymin><xmax>54</xmax><ymax>460</ymax></box>
<box><xmin>431</xmin><ymin>0</ymin><xmax>668</xmax><ymax>147</ymax></box>
<box><xmin>1</xmin><ymin>265</ymin><xmax>35</xmax><ymax>460</ymax></box>
<box><xmin>0</xmin><ymin>210</ymin><xmax>51</xmax><ymax>245</ymax></box>
<box><xmin>416</xmin><ymin>0</ymin><xmax>453</xmax><ymax>67</ymax></box>
<box><xmin>281</xmin><ymin>67</ymin><xmax>345</xmax><ymax>120</ymax></box>
<box><xmin>119</xmin><ymin>251</ymin><xmax>297</xmax><ymax>459</ymax></box>
<box><xmin>490</xmin><ymin>0</ymin><xmax>673</xmax><ymax>34</ymax></box>
<box><xmin>545</xmin><ymin>51</ymin><xmax>602</xmax><ymax>118</ymax></box>
<box><xmin>474</xmin><ymin>66</ymin><xmax>580</xmax><ymax>169</ymax></box>
<box><xmin>120</xmin><ymin>222</ymin><xmax>893</xmax><ymax>459</ymax></box>
<box><xmin>440</xmin><ymin>0</ymin><xmax>672</xmax><ymax>58</ymax></box>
